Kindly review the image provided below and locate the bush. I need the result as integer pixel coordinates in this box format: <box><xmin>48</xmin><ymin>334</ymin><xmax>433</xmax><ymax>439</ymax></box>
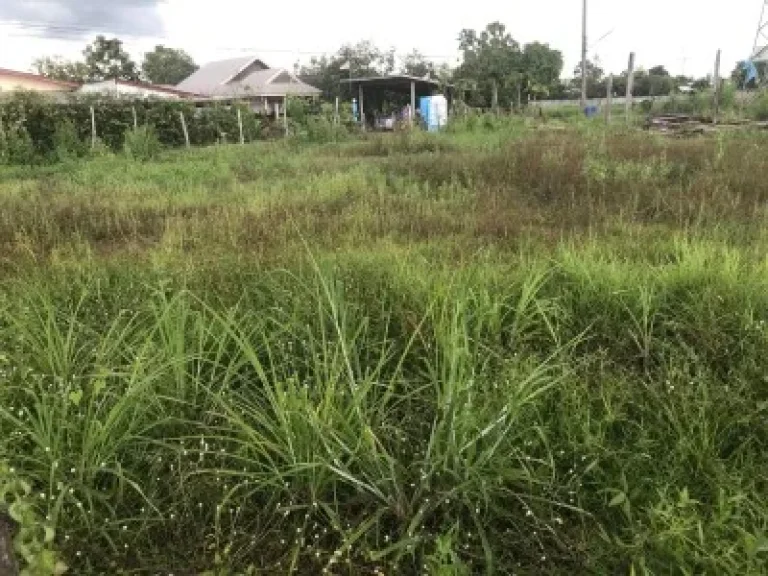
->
<box><xmin>124</xmin><ymin>125</ymin><xmax>163</xmax><ymax>161</ymax></box>
<box><xmin>52</xmin><ymin>119</ymin><xmax>86</xmax><ymax>162</ymax></box>
<box><xmin>0</xmin><ymin>124</ymin><xmax>36</xmax><ymax>165</ymax></box>
<box><xmin>286</xmin><ymin>98</ymin><xmax>310</xmax><ymax>123</ymax></box>
<box><xmin>304</xmin><ymin>116</ymin><xmax>349</xmax><ymax>143</ymax></box>
<box><xmin>749</xmin><ymin>93</ymin><xmax>768</xmax><ymax>120</ymax></box>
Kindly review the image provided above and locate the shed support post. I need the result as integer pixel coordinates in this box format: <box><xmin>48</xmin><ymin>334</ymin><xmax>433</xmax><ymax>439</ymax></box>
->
<box><xmin>410</xmin><ymin>80</ymin><xmax>416</xmax><ymax>126</ymax></box>
<box><xmin>358</xmin><ymin>84</ymin><xmax>365</xmax><ymax>129</ymax></box>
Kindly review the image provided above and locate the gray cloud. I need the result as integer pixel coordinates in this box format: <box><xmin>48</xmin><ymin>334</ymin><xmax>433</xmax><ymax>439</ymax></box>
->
<box><xmin>0</xmin><ymin>0</ymin><xmax>164</xmax><ymax>37</ymax></box>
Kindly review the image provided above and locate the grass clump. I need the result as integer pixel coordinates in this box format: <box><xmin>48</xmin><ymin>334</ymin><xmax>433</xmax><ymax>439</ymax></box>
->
<box><xmin>123</xmin><ymin>125</ymin><xmax>163</xmax><ymax>162</ymax></box>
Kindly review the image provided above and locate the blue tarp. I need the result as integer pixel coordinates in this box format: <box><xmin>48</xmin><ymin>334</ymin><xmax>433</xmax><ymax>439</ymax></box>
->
<box><xmin>744</xmin><ymin>60</ymin><xmax>759</xmax><ymax>84</ymax></box>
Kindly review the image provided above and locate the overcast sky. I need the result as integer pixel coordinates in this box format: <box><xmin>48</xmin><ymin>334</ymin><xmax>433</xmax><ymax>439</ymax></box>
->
<box><xmin>0</xmin><ymin>0</ymin><xmax>761</xmax><ymax>79</ymax></box>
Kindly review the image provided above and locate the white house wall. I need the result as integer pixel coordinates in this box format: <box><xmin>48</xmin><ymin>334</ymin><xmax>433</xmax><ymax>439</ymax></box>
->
<box><xmin>78</xmin><ymin>81</ymin><xmax>181</xmax><ymax>99</ymax></box>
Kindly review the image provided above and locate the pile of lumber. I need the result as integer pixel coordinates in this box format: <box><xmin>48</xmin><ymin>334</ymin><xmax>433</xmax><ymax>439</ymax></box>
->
<box><xmin>646</xmin><ymin>114</ymin><xmax>768</xmax><ymax>136</ymax></box>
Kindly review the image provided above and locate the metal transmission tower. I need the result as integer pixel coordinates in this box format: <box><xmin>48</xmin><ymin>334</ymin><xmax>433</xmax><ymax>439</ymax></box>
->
<box><xmin>580</xmin><ymin>0</ymin><xmax>588</xmax><ymax>109</ymax></box>
<box><xmin>753</xmin><ymin>0</ymin><xmax>768</xmax><ymax>62</ymax></box>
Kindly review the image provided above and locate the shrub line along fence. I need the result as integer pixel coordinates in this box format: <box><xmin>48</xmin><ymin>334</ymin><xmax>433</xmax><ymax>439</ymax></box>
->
<box><xmin>0</xmin><ymin>92</ymin><xmax>295</xmax><ymax>165</ymax></box>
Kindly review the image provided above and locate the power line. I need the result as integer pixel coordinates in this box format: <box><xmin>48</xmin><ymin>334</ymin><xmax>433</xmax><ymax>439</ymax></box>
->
<box><xmin>0</xmin><ymin>19</ymin><xmax>460</xmax><ymax>63</ymax></box>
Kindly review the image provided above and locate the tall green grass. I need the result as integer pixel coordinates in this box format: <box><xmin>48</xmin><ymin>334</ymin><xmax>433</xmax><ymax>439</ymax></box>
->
<box><xmin>0</xmin><ymin>126</ymin><xmax>767</xmax><ymax>573</ymax></box>
<box><xmin>0</xmin><ymin>245</ymin><xmax>765</xmax><ymax>574</ymax></box>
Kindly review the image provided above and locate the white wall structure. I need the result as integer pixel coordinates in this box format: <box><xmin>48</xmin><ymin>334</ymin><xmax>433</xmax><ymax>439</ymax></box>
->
<box><xmin>78</xmin><ymin>79</ymin><xmax>196</xmax><ymax>99</ymax></box>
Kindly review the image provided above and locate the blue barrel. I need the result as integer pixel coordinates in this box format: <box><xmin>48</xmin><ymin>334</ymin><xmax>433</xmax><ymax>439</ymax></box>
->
<box><xmin>584</xmin><ymin>105</ymin><xmax>599</xmax><ymax>118</ymax></box>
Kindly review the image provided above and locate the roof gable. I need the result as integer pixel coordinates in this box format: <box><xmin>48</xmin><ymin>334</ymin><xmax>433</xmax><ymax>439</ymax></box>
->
<box><xmin>176</xmin><ymin>56</ymin><xmax>268</xmax><ymax>94</ymax></box>
<box><xmin>179</xmin><ymin>63</ymin><xmax>321</xmax><ymax>98</ymax></box>
<box><xmin>269</xmin><ymin>71</ymin><xmax>297</xmax><ymax>84</ymax></box>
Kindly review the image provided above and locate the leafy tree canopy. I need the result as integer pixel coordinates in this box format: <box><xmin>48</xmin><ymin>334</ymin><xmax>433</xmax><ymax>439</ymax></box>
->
<box><xmin>456</xmin><ymin>22</ymin><xmax>563</xmax><ymax>107</ymax></box>
<box><xmin>401</xmin><ymin>50</ymin><xmax>435</xmax><ymax>78</ymax></box>
<box><xmin>298</xmin><ymin>41</ymin><xmax>397</xmax><ymax>100</ymax></box>
<box><xmin>522</xmin><ymin>42</ymin><xmax>563</xmax><ymax>98</ymax></box>
<box><xmin>32</xmin><ymin>56</ymin><xmax>89</xmax><ymax>83</ymax></box>
<box><xmin>142</xmin><ymin>45</ymin><xmax>198</xmax><ymax>85</ymax></box>
<box><xmin>83</xmin><ymin>36</ymin><xmax>140</xmax><ymax>82</ymax></box>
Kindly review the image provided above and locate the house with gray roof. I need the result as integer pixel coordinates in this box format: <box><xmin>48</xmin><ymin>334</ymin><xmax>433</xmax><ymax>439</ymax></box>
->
<box><xmin>176</xmin><ymin>56</ymin><xmax>321</xmax><ymax>114</ymax></box>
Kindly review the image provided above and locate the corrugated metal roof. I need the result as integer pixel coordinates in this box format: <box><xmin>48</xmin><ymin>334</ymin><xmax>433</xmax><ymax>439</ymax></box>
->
<box><xmin>177</xmin><ymin>57</ymin><xmax>320</xmax><ymax>98</ymax></box>
<box><xmin>177</xmin><ymin>56</ymin><xmax>265</xmax><ymax>94</ymax></box>
<box><xmin>0</xmin><ymin>67</ymin><xmax>80</xmax><ymax>89</ymax></box>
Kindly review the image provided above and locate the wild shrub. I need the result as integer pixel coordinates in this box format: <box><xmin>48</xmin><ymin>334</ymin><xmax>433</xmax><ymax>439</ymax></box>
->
<box><xmin>0</xmin><ymin>124</ymin><xmax>36</xmax><ymax>165</ymax></box>
<box><xmin>304</xmin><ymin>115</ymin><xmax>349</xmax><ymax>143</ymax></box>
<box><xmin>124</xmin><ymin>125</ymin><xmax>162</xmax><ymax>161</ymax></box>
<box><xmin>52</xmin><ymin>119</ymin><xmax>86</xmax><ymax>162</ymax></box>
<box><xmin>749</xmin><ymin>92</ymin><xmax>768</xmax><ymax>120</ymax></box>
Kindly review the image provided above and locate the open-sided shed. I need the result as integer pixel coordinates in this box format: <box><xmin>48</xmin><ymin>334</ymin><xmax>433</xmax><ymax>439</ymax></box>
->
<box><xmin>341</xmin><ymin>75</ymin><xmax>449</xmax><ymax>126</ymax></box>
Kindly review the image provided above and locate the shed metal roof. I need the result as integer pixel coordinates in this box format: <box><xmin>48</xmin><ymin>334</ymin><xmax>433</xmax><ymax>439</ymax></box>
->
<box><xmin>341</xmin><ymin>75</ymin><xmax>447</xmax><ymax>89</ymax></box>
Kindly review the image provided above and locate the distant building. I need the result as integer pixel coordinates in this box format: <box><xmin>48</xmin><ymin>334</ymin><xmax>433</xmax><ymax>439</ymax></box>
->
<box><xmin>0</xmin><ymin>67</ymin><xmax>79</xmax><ymax>94</ymax></box>
<box><xmin>78</xmin><ymin>79</ymin><xmax>200</xmax><ymax>99</ymax></box>
<box><xmin>176</xmin><ymin>56</ymin><xmax>320</xmax><ymax>113</ymax></box>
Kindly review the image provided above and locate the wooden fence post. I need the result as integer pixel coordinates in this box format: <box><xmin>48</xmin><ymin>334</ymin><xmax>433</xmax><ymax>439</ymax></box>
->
<box><xmin>131</xmin><ymin>106</ymin><xmax>138</xmax><ymax>130</ymax></box>
<box><xmin>90</xmin><ymin>106</ymin><xmax>97</xmax><ymax>148</ymax></box>
<box><xmin>283</xmin><ymin>96</ymin><xmax>288</xmax><ymax>136</ymax></box>
<box><xmin>334</xmin><ymin>97</ymin><xmax>340</xmax><ymax>124</ymax></box>
<box><xmin>713</xmin><ymin>49</ymin><xmax>722</xmax><ymax>124</ymax></box>
<box><xmin>178</xmin><ymin>111</ymin><xmax>190</xmax><ymax>148</ymax></box>
<box><xmin>625</xmin><ymin>52</ymin><xmax>636</xmax><ymax>125</ymax></box>
<box><xmin>237</xmin><ymin>107</ymin><xmax>245</xmax><ymax>144</ymax></box>
<box><xmin>605</xmin><ymin>74</ymin><xmax>613</xmax><ymax>125</ymax></box>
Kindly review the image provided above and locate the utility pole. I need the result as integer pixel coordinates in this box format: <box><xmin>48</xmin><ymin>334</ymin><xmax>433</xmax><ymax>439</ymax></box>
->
<box><xmin>713</xmin><ymin>49</ymin><xmax>722</xmax><ymax>123</ymax></box>
<box><xmin>581</xmin><ymin>0</ymin><xmax>588</xmax><ymax>109</ymax></box>
<box><xmin>625</xmin><ymin>52</ymin><xmax>636</xmax><ymax>124</ymax></box>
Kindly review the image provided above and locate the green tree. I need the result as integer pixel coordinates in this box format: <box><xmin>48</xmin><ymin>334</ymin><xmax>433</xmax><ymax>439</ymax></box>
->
<box><xmin>32</xmin><ymin>56</ymin><xmax>89</xmax><ymax>83</ymax></box>
<box><xmin>521</xmin><ymin>42</ymin><xmax>563</xmax><ymax>101</ymax></box>
<box><xmin>691</xmin><ymin>76</ymin><xmax>712</xmax><ymax>90</ymax></box>
<box><xmin>142</xmin><ymin>45</ymin><xmax>198</xmax><ymax>85</ymax></box>
<box><xmin>401</xmin><ymin>50</ymin><xmax>436</xmax><ymax>78</ymax></box>
<box><xmin>298</xmin><ymin>41</ymin><xmax>397</xmax><ymax>101</ymax></box>
<box><xmin>633</xmin><ymin>69</ymin><xmax>675</xmax><ymax>97</ymax></box>
<box><xmin>84</xmin><ymin>36</ymin><xmax>140</xmax><ymax>81</ymax></box>
<box><xmin>571</xmin><ymin>59</ymin><xmax>605</xmax><ymax>99</ymax></box>
<box><xmin>456</xmin><ymin>22</ymin><xmax>523</xmax><ymax>109</ymax></box>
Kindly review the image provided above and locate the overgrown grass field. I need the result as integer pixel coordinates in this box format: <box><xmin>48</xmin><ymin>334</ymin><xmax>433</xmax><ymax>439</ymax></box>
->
<box><xmin>0</xmin><ymin>122</ymin><xmax>767</xmax><ymax>575</ymax></box>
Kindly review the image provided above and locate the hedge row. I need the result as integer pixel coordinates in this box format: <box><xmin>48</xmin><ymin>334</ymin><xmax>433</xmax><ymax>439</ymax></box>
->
<box><xmin>0</xmin><ymin>92</ymin><xmax>276</xmax><ymax>164</ymax></box>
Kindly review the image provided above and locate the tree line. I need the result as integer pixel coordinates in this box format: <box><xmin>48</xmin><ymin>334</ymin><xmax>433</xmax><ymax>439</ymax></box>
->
<box><xmin>34</xmin><ymin>36</ymin><xmax>199</xmax><ymax>86</ymax></box>
<box><xmin>33</xmin><ymin>23</ymin><xmax>728</xmax><ymax>108</ymax></box>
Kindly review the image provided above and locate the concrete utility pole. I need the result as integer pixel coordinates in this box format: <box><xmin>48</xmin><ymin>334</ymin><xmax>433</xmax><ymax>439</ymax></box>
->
<box><xmin>625</xmin><ymin>52</ymin><xmax>636</xmax><ymax>124</ymax></box>
<box><xmin>713</xmin><ymin>49</ymin><xmax>722</xmax><ymax>123</ymax></box>
<box><xmin>581</xmin><ymin>0</ymin><xmax>588</xmax><ymax>109</ymax></box>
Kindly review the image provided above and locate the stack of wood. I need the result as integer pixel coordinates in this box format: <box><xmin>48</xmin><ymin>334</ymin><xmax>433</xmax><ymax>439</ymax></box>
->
<box><xmin>646</xmin><ymin>114</ymin><xmax>768</xmax><ymax>136</ymax></box>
